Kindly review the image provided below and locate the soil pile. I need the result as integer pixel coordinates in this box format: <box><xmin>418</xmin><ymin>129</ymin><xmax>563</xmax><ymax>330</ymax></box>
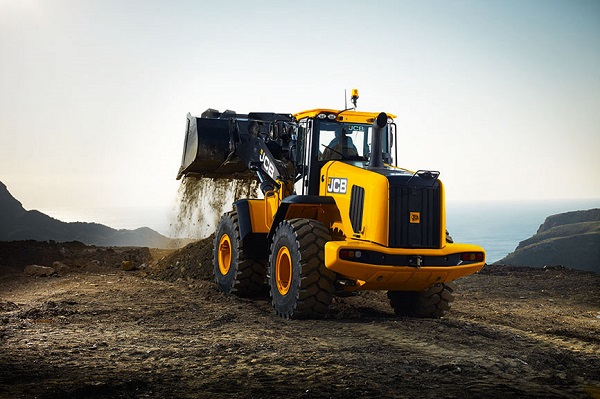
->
<box><xmin>0</xmin><ymin>240</ymin><xmax>152</xmax><ymax>275</ymax></box>
<box><xmin>148</xmin><ymin>234</ymin><xmax>215</xmax><ymax>282</ymax></box>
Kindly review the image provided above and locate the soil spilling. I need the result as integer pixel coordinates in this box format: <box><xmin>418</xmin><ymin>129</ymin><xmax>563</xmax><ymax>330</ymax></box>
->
<box><xmin>170</xmin><ymin>176</ymin><xmax>258</xmax><ymax>240</ymax></box>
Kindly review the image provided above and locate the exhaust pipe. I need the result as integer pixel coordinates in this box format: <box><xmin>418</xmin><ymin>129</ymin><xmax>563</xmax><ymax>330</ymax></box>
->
<box><xmin>368</xmin><ymin>112</ymin><xmax>388</xmax><ymax>169</ymax></box>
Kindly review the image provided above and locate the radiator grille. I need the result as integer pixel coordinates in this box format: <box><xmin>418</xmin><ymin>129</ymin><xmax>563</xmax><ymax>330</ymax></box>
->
<box><xmin>389</xmin><ymin>185</ymin><xmax>440</xmax><ymax>248</ymax></box>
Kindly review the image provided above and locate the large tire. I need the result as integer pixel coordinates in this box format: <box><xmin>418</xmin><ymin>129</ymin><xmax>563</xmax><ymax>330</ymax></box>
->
<box><xmin>268</xmin><ymin>219</ymin><xmax>335</xmax><ymax>319</ymax></box>
<box><xmin>213</xmin><ymin>211</ymin><xmax>266</xmax><ymax>297</ymax></box>
<box><xmin>387</xmin><ymin>281</ymin><xmax>457</xmax><ymax>318</ymax></box>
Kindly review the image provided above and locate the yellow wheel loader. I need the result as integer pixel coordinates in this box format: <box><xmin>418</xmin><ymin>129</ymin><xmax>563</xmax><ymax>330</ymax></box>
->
<box><xmin>177</xmin><ymin>95</ymin><xmax>485</xmax><ymax>319</ymax></box>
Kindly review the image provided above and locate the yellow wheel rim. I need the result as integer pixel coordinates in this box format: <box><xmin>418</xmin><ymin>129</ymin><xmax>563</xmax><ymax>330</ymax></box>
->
<box><xmin>218</xmin><ymin>234</ymin><xmax>232</xmax><ymax>275</ymax></box>
<box><xmin>276</xmin><ymin>246</ymin><xmax>292</xmax><ymax>295</ymax></box>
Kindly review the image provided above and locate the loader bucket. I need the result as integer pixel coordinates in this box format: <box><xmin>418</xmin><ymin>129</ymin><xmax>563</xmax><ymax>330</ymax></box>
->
<box><xmin>177</xmin><ymin>113</ymin><xmax>247</xmax><ymax>179</ymax></box>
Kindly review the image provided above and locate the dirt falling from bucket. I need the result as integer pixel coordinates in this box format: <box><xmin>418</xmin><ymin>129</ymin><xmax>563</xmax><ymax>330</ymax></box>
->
<box><xmin>170</xmin><ymin>176</ymin><xmax>259</xmax><ymax>239</ymax></box>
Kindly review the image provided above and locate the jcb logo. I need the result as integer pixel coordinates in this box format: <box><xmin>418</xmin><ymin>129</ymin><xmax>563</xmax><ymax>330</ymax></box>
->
<box><xmin>347</xmin><ymin>125</ymin><xmax>365</xmax><ymax>132</ymax></box>
<box><xmin>259</xmin><ymin>150</ymin><xmax>276</xmax><ymax>179</ymax></box>
<box><xmin>410</xmin><ymin>212</ymin><xmax>421</xmax><ymax>224</ymax></box>
<box><xmin>327</xmin><ymin>178</ymin><xmax>347</xmax><ymax>194</ymax></box>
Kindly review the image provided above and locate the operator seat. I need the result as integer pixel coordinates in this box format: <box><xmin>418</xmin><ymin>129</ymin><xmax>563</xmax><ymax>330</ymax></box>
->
<box><xmin>323</xmin><ymin>129</ymin><xmax>358</xmax><ymax>160</ymax></box>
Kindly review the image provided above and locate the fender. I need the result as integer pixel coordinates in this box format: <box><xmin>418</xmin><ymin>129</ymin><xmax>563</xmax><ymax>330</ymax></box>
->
<box><xmin>233</xmin><ymin>199</ymin><xmax>254</xmax><ymax>240</ymax></box>
<box><xmin>267</xmin><ymin>195</ymin><xmax>338</xmax><ymax>241</ymax></box>
<box><xmin>233</xmin><ymin>199</ymin><xmax>269</xmax><ymax>260</ymax></box>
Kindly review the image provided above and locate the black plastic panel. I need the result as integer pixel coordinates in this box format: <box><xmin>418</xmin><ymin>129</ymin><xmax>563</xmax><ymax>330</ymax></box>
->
<box><xmin>389</xmin><ymin>182</ymin><xmax>440</xmax><ymax>248</ymax></box>
<box><xmin>350</xmin><ymin>185</ymin><xmax>365</xmax><ymax>233</ymax></box>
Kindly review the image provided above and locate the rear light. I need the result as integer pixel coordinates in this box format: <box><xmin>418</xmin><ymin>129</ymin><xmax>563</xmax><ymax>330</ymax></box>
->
<box><xmin>340</xmin><ymin>250</ymin><xmax>362</xmax><ymax>260</ymax></box>
<box><xmin>460</xmin><ymin>252</ymin><xmax>484</xmax><ymax>262</ymax></box>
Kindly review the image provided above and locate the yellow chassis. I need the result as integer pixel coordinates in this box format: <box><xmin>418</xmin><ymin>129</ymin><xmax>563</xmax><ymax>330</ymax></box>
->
<box><xmin>236</xmin><ymin>197</ymin><xmax>485</xmax><ymax>292</ymax></box>
<box><xmin>324</xmin><ymin>240</ymin><xmax>485</xmax><ymax>291</ymax></box>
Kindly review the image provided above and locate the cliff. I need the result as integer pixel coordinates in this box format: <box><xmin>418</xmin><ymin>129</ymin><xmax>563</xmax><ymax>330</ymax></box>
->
<box><xmin>496</xmin><ymin>208</ymin><xmax>600</xmax><ymax>273</ymax></box>
<box><xmin>0</xmin><ymin>181</ymin><xmax>187</xmax><ymax>248</ymax></box>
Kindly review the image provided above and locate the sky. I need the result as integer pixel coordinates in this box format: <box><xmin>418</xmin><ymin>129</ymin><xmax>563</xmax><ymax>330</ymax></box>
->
<box><xmin>1</xmin><ymin>0</ymin><xmax>599</xmax><ymax>225</ymax></box>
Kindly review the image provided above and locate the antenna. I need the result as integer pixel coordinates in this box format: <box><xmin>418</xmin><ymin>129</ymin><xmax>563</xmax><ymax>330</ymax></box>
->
<box><xmin>344</xmin><ymin>89</ymin><xmax>347</xmax><ymax>109</ymax></box>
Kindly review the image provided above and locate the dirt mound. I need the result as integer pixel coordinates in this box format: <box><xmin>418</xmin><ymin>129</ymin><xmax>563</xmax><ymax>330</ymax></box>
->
<box><xmin>0</xmin><ymin>240</ymin><xmax>152</xmax><ymax>275</ymax></box>
<box><xmin>147</xmin><ymin>235</ymin><xmax>215</xmax><ymax>282</ymax></box>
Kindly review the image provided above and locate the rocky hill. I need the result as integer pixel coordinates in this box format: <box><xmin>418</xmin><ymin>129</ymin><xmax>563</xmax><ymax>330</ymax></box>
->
<box><xmin>0</xmin><ymin>181</ymin><xmax>188</xmax><ymax>248</ymax></box>
<box><xmin>496</xmin><ymin>208</ymin><xmax>600</xmax><ymax>273</ymax></box>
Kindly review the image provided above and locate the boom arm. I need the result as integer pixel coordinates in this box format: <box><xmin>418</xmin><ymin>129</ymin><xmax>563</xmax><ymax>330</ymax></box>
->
<box><xmin>236</xmin><ymin>133</ymin><xmax>292</xmax><ymax>193</ymax></box>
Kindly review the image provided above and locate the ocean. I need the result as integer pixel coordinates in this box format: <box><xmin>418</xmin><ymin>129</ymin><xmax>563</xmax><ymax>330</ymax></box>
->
<box><xmin>40</xmin><ymin>199</ymin><xmax>600</xmax><ymax>264</ymax></box>
<box><xmin>446</xmin><ymin>199</ymin><xmax>600</xmax><ymax>262</ymax></box>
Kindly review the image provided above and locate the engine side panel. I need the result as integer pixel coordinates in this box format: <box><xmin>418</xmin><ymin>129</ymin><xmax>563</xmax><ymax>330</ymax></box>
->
<box><xmin>319</xmin><ymin>162</ymin><xmax>390</xmax><ymax>246</ymax></box>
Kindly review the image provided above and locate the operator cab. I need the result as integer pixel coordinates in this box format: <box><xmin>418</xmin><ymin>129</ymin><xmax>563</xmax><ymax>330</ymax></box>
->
<box><xmin>293</xmin><ymin>109</ymin><xmax>398</xmax><ymax>195</ymax></box>
<box><xmin>318</xmin><ymin>121</ymin><xmax>394</xmax><ymax>163</ymax></box>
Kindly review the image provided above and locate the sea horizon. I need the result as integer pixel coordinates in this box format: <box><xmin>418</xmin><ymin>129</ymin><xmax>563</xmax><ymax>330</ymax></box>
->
<box><xmin>36</xmin><ymin>198</ymin><xmax>600</xmax><ymax>264</ymax></box>
<box><xmin>446</xmin><ymin>198</ymin><xmax>600</xmax><ymax>262</ymax></box>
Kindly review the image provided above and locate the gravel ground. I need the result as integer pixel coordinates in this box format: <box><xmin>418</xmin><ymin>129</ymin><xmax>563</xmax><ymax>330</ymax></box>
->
<box><xmin>0</xmin><ymin>239</ymin><xmax>599</xmax><ymax>399</ymax></box>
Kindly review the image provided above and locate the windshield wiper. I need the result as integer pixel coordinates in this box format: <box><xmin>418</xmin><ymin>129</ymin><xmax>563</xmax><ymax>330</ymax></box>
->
<box><xmin>321</xmin><ymin>144</ymin><xmax>347</xmax><ymax>160</ymax></box>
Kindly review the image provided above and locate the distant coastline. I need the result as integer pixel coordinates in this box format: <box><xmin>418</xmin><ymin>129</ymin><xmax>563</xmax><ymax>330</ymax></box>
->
<box><xmin>37</xmin><ymin>205</ymin><xmax>175</xmax><ymax>237</ymax></box>
<box><xmin>445</xmin><ymin>199</ymin><xmax>600</xmax><ymax>263</ymax></box>
<box><xmin>0</xmin><ymin>181</ymin><xmax>190</xmax><ymax>249</ymax></box>
<box><xmin>31</xmin><ymin>199</ymin><xmax>600</xmax><ymax>263</ymax></box>
<box><xmin>494</xmin><ymin>208</ymin><xmax>599</xmax><ymax>272</ymax></box>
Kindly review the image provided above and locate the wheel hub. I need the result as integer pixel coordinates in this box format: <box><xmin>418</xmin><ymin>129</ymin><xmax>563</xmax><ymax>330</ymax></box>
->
<box><xmin>218</xmin><ymin>234</ymin><xmax>232</xmax><ymax>275</ymax></box>
<box><xmin>276</xmin><ymin>246</ymin><xmax>292</xmax><ymax>295</ymax></box>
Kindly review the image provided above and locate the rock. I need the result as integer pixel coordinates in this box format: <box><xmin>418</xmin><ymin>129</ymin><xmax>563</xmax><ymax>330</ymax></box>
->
<box><xmin>24</xmin><ymin>265</ymin><xmax>55</xmax><ymax>277</ymax></box>
<box><xmin>543</xmin><ymin>265</ymin><xmax>565</xmax><ymax>270</ymax></box>
<box><xmin>121</xmin><ymin>260</ymin><xmax>136</xmax><ymax>271</ymax></box>
<box><xmin>52</xmin><ymin>261</ymin><xmax>70</xmax><ymax>274</ymax></box>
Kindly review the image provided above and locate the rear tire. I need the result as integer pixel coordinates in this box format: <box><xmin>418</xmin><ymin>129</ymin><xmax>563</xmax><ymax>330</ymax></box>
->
<box><xmin>213</xmin><ymin>211</ymin><xmax>266</xmax><ymax>297</ymax></box>
<box><xmin>388</xmin><ymin>281</ymin><xmax>457</xmax><ymax>318</ymax></box>
<box><xmin>268</xmin><ymin>219</ymin><xmax>335</xmax><ymax>319</ymax></box>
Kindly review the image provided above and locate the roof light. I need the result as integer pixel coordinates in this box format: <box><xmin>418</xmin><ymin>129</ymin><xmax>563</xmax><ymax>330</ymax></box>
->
<box><xmin>327</xmin><ymin>113</ymin><xmax>336</xmax><ymax>120</ymax></box>
<box><xmin>317</xmin><ymin>113</ymin><xmax>326</xmax><ymax>119</ymax></box>
<box><xmin>351</xmin><ymin>89</ymin><xmax>359</xmax><ymax>108</ymax></box>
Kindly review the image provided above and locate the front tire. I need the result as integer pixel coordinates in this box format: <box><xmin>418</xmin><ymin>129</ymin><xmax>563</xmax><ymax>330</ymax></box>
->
<box><xmin>213</xmin><ymin>211</ymin><xmax>265</xmax><ymax>297</ymax></box>
<box><xmin>388</xmin><ymin>281</ymin><xmax>457</xmax><ymax>318</ymax></box>
<box><xmin>268</xmin><ymin>219</ymin><xmax>335</xmax><ymax>319</ymax></box>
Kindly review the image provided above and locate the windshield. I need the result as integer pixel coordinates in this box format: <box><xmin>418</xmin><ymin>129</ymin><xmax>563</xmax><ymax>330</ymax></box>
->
<box><xmin>317</xmin><ymin>121</ymin><xmax>389</xmax><ymax>161</ymax></box>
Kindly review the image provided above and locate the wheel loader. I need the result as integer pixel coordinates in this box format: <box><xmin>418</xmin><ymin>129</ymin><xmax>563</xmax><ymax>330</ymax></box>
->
<box><xmin>177</xmin><ymin>92</ymin><xmax>486</xmax><ymax>319</ymax></box>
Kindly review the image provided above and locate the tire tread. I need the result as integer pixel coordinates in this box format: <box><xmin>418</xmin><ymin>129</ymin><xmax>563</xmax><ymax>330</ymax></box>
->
<box><xmin>387</xmin><ymin>282</ymin><xmax>457</xmax><ymax>318</ymax></box>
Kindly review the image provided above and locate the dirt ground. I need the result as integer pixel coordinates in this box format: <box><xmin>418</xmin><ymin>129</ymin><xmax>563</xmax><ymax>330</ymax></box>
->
<box><xmin>0</xmin><ymin>239</ymin><xmax>599</xmax><ymax>399</ymax></box>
